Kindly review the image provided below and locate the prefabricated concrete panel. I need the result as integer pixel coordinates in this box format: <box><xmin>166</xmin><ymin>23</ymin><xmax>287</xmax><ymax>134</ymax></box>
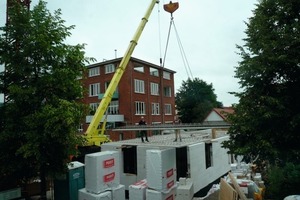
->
<box><xmin>85</xmin><ymin>151</ymin><xmax>120</xmax><ymax>194</ymax></box>
<box><xmin>146</xmin><ymin>148</ymin><xmax>176</xmax><ymax>191</ymax></box>
<box><xmin>188</xmin><ymin>142</ymin><xmax>206</xmax><ymax>193</ymax></box>
<box><xmin>211</xmin><ymin>136</ymin><xmax>231</xmax><ymax>180</ymax></box>
<box><xmin>78</xmin><ymin>188</ymin><xmax>112</xmax><ymax>200</ymax></box>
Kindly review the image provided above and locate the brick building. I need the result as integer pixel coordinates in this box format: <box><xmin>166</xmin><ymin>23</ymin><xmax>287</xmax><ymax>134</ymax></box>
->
<box><xmin>80</xmin><ymin>57</ymin><xmax>176</xmax><ymax>141</ymax></box>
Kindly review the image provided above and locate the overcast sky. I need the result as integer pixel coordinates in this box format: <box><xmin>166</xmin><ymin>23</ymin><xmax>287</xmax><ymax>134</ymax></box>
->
<box><xmin>0</xmin><ymin>0</ymin><xmax>258</xmax><ymax>105</ymax></box>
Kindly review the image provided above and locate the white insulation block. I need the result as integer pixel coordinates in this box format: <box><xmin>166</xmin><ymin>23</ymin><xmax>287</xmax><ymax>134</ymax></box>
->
<box><xmin>129</xmin><ymin>179</ymin><xmax>148</xmax><ymax>200</ymax></box>
<box><xmin>176</xmin><ymin>178</ymin><xmax>194</xmax><ymax>200</ymax></box>
<box><xmin>78</xmin><ymin>188</ymin><xmax>112</xmax><ymax>200</ymax></box>
<box><xmin>146</xmin><ymin>148</ymin><xmax>176</xmax><ymax>191</ymax></box>
<box><xmin>85</xmin><ymin>151</ymin><xmax>120</xmax><ymax>194</ymax></box>
<box><xmin>111</xmin><ymin>184</ymin><xmax>125</xmax><ymax>200</ymax></box>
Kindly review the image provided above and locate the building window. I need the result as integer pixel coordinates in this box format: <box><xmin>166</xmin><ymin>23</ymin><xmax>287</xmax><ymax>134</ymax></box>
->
<box><xmin>135</xmin><ymin>101</ymin><xmax>145</xmax><ymax>115</ymax></box>
<box><xmin>163</xmin><ymin>71</ymin><xmax>170</xmax><ymax>80</ymax></box>
<box><xmin>151</xmin><ymin>103</ymin><xmax>160</xmax><ymax>115</ymax></box>
<box><xmin>78</xmin><ymin>124</ymin><xmax>83</xmax><ymax>132</ymax></box>
<box><xmin>150</xmin><ymin>67</ymin><xmax>159</xmax><ymax>77</ymax></box>
<box><xmin>105</xmin><ymin>64</ymin><xmax>115</xmax><ymax>74</ymax></box>
<box><xmin>89</xmin><ymin>83</ymin><xmax>100</xmax><ymax>97</ymax></box>
<box><xmin>105</xmin><ymin>81</ymin><xmax>118</xmax><ymax>93</ymax></box>
<box><xmin>89</xmin><ymin>67</ymin><xmax>100</xmax><ymax>77</ymax></box>
<box><xmin>205</xmin><ymin>143</ymin><xmax>213</xmax><ymax>168</ymax></box>
<box><xmin>134</xmin><ymin>65</ymin><xmax>144</xmax><ymax>73</ymax></box>
<box><xmin>90</xmin><ymin>102</ymin><xmax>99</xmax><ymax>111</ymax></box>
<box><xmin>150</xmin><ymin>82</ymin><xmax>159</xmax><ymax>95</ymax></box>
<box><xmin>108</xmin><ymin>100</ymin><xmax>119</xmax><ymax>114</ymax></box>
<box><xmin>164</xmin><ymin>104</ymin><xmax>172</xmax><ymax>115</ymax></box>
<box><xmin>134</xmin><ymin>79</ymin><xmax>145</xmax><ymax>94</ymax></box>
<box><xmin>164</xmin><ymin>86</ymin><xmax>172</xmax><ymax>97</ymax></box>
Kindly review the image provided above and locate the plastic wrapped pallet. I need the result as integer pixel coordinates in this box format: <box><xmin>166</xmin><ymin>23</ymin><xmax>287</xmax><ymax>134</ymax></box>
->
<box><xmin>78</xmin><ymin>188</ymin><xmax>112</xmax><ymax>200</ymax></box>
<box><xmin>129</xmin><ymin>179</ymin><xmax>148</xmax><ymax>200</ymax></box>
<box><xmin>85</xmin><ymin>151</ymin><xmax>120</xmax><ymax>194</ymax></box>
<box><xmin>111</xmin><ymin>184</ymin><xmax>125</xmax><ymax>200</ymax></box>
<box><xmin>146</xmin><ymin>185</ymin><xmax>177</xmax><ymax>200</ymax></box>
<box><xmin>146</xmin><ymin>148</ymin><xmax>176</xmax><ymax>191</ymax></box>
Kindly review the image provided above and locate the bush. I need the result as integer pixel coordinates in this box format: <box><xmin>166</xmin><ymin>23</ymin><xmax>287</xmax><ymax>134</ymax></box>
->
<box><xmin>265</xmin><ymin>163</ymin><xmax>300</xmax><ymax>200</ymax></box>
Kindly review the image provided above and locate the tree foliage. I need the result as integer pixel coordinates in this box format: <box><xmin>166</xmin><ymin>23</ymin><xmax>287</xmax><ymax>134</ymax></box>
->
<box><xmin>175</xmin><ymin>78</ymin><xmax>222</xmax><ymax>123</ymax></box>
<box><xmin>223</xmin><ymin>0</ymin><xmax>300</xmax><ymax>166</ymax></box>
<box><xmin>0</xmin><ymin>0</ymin><xmax>91</xmax><ymax>195</ymax></box>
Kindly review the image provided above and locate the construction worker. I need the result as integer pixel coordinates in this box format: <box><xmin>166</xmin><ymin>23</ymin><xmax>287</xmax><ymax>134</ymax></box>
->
<box><xmin>139</xmin><ymin>116</ymin><xmax>149</xmax><ymax>143</ymax></box>
<box><xmin>174</xmin><ymin>117</ymin><xmax>182</xmax><ymax>142</ymax></box>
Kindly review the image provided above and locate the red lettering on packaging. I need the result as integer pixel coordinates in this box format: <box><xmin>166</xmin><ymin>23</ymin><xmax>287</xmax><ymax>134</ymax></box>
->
<box><xmin>167</xmin><ymin>180</ymin><xmax>174</xmax><ymax>188</ymax></box>
<box><xmin>103</xmin><ymin>172</ymin><xmax>115</xmax><ymax>182</ymax></box>
<box><xmin>166</xmin><ymin>168</ymin><xmax>173</xmax><ymax>178</ymax></box>
<box><xmin>103</xmin><ymin>158</ymin><xmax>114</xmax><ymax>168</ymax></box>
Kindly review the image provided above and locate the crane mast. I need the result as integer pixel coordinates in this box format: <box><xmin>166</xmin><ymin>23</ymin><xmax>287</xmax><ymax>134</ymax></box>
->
<box><xmin>84</xmin><ymin>0</ymin><xmax>159</xmax><ymax>146</ymax></box>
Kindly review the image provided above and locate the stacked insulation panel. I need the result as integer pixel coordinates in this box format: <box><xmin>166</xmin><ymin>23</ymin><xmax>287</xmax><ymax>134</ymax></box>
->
<box><xmin>79</xmin><ymin>151</ymin><xmax>125</xmax><ymax>200</ymax></box>
<box><xmin>129</xmin><ymin>179</ymin><xmax>148</xmax><ymax>200</ymax></box>
<box><xmin>146</xmin><ymin>148</ymin><xmax>177</xmax><ymax>200</ymax></box>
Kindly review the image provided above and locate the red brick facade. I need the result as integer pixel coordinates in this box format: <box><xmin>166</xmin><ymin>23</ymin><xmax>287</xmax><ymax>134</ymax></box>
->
<box><xmin>81</xmin><ymin>57</ymin><xmax>176</xmax><ymax>141</ymax></box>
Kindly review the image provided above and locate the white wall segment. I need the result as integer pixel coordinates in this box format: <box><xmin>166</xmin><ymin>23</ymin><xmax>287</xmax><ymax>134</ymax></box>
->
<box><xmin>146</xmin><ymin>148</ymin><xmax>176</xmax><ymax>191</ymax></box>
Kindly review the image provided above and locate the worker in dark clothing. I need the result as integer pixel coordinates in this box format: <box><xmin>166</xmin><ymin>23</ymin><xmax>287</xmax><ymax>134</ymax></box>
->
<box><xmin>139</xmin><ymin>116</ymin><xmax>149</xmax><ymax>142</ymax></box>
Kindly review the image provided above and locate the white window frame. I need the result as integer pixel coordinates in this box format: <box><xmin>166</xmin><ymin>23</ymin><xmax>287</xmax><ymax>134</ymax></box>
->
<box><xmin>164</xmin><ymin>86</ymin><xmax>172</xmax><ymax>97</ymax></box>
<box><xmin>89</xmin><ymin>83</ymin><xmax>100</xmax><ymax>97</ymax></box>
<box><xmin>89</xmin><ymin>67</ymin><xmax>100</xmax><ymax>77</ymax></box>
<box><xmin>164</xmin><ymin>104</ymin><xmax>172</xmax><ymax>115</ymax></box>
<box><xmin>105</xmin><ymin>64</ymin><xmax>115</xmax><ymax>74</ymax></box>
<box><xmin>135</xmin><ymin>101</ymin><xmax>146</xmax><ymax>115</ymax></box>
<box><xmin>151</xmin><ymin>102</ymin><xmax>160</xmax><ymax>115</ymax></box>
<box><xmin>108</xmin><ymin>100</ymin><xmax>119</xmax><ymax>114</ymax></box>
<box><xmin>134</xmin><ymin>65</ymin><xmax>144</xmax><ymax>73</ymax></box>
<box><xmin>150</xmin><ymin>67</ymin><xmax>159</xmax><ymax>77</ymax></box>
<box><xmin>163</xmin><ymin>71</ymin><xmax>170</xmax><ymax>80</ymax></box>
<box><xmin>150</xmin><ymin>82</ymin><xmax>159</xmax><ymax>95</ymax></box>
<box><xmin>134</xmin><ymin>79</ymin><xmax>145</xmax><ymax>94</ymax></box>
<box><xmin>90</xmin><ymin>102</ymin><xmax>99</xmax><ymax>112</ymax></box>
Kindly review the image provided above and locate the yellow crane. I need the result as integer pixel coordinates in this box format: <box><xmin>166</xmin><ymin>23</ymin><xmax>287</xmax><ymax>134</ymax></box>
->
<box><xmin>82</xmin><ymin>0</ymin><xmax>160</xmax><ymax>148</ymax></box>
<box><xmin>80</xmin><ymin>1</ymin><xmax>180</xmax><ymax>152</ymax></box>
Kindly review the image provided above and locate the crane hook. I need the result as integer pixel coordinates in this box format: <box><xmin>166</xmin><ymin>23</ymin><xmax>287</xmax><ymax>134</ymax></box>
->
<box><xmin>163</xmin><ymin>1</ymin><xmax>179</xmax><ymax>14</ymax></box>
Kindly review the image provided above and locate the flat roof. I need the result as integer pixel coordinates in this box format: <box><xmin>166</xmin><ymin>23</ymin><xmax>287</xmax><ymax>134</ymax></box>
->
<box><xmin>103</xmin><ymin>130</ymin><xmax>228</xmax><ymax>148</ymax></box>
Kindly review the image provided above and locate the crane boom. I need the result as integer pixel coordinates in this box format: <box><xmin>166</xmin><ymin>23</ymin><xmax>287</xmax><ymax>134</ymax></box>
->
<box><xmin>84</xmin><ymin>0</ymin><xmax>159</xmax><ymax>146</ymax></box>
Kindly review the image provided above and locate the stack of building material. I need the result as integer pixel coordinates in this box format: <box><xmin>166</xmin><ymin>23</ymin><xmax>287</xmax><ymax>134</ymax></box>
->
<box><xmin>176</xmin><ymin>178</ymin><xmax>194</xmax><ymax>200</ymax></box>
<box><xmin>78</xmin><ymin>151</ymin><xmax>125</xmax><ymax>200</ymax></box>
<box><xmin>146</xmin><ymin>148</ymin><xmax>177</xmax><ymax>200</ymax></box>
<box><xmin>128</xmin><ymin>179</ymin><xmax>148</xmax><ymax>200</ymax></box>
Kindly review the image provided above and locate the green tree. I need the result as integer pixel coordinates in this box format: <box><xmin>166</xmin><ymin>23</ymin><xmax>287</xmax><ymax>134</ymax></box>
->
<box><xmin>222</xmin><ymin>0</ymin><xmax>300</xmax><ymax>198</ymax></box>
<box><xmin>175</xmin><ymin>78</ymin><xmax>222</xmax><ymax>123</ymax></box>
<box><xmin>0</xmin><ymin>1</ymin><xmax>91</xmax><ymax>198</ymax></box>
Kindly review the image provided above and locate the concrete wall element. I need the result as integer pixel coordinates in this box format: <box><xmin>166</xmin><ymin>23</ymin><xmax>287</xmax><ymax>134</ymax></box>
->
<box><xmin>188</xmin><ymin>142</ymin><xmax>206</xmax><ymax>193</ymax></box>
<box><xmin>188</xmin><ymin>136</ymin><xmax>231</xmax><ymax>194</ymax></box>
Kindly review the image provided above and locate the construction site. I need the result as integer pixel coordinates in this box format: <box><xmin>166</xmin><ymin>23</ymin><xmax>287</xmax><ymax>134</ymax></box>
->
<box><xmin>1</xmin><ymin>0</ymin><xmax>270</xmax><ymax>200</ymax></box>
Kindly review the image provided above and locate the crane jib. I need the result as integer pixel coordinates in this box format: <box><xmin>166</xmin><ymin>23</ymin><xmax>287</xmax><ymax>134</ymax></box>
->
<box><xmin>85</xmin><ymin>0</ymin><xmax>159</xmax><ymax>145</ymax></box>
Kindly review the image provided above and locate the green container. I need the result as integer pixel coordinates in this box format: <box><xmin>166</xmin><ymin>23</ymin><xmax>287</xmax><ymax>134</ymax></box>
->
<box><xmin>54</xmin><ymin>161</ymin><xmax>85</xmax><ymax>200</ymax></box>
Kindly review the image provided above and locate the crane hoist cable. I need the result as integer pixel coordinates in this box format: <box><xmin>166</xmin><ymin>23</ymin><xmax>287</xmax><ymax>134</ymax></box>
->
<box><xmin>161</xmin><ymin>1</ymin><xmax>194</xmax><ymax>80</ymax></box>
